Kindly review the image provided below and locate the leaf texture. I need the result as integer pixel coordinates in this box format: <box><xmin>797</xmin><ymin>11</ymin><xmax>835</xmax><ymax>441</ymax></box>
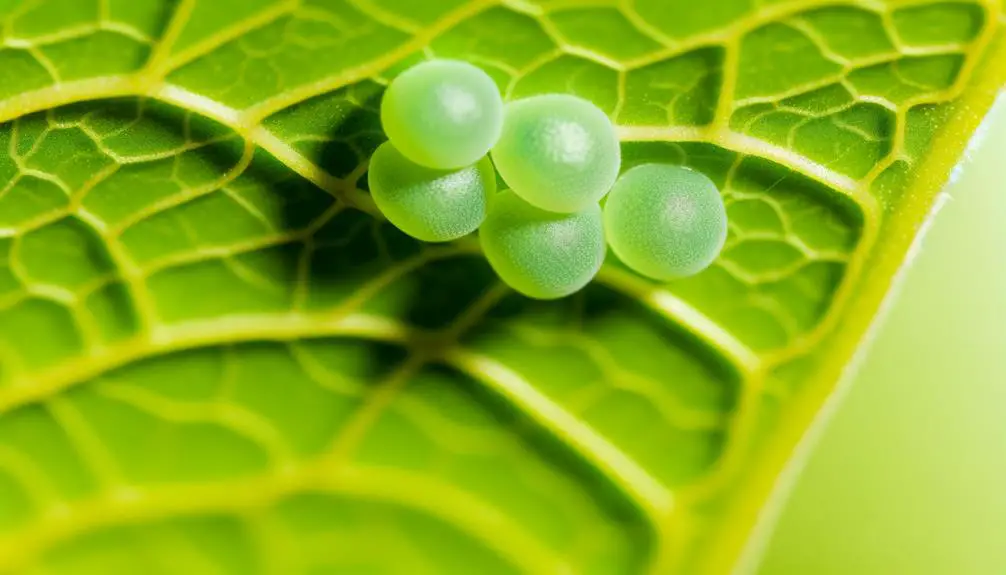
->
<box><xmin>0</xmin><ymin>1</ymin><xmax>1003</xmax><ymax>573</ymax></box>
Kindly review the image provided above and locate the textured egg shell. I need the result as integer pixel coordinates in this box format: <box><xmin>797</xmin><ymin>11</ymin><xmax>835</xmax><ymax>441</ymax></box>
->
<box><xmin>603</xmin><ymin>163</ymin><xmax>727</xmax><ymax>280</ymax></box>
<box><xmin>369</xmin><ymin>141</ymin><xmax>495</xmax><ymax>242</ymax></box>
<box><xmin>381</xmin><ymin>59</ymin><xmax>504</xmax><ymax>170</ymax></box>
<box><xmin>491</xmin><ymin>94</ymin><xmax>620</xmax><ymax>213</ymax></box>
<box><xmin>480</xmin><ymin>189</ymin><xmax>606</xmax><ymax>299</ymax></box>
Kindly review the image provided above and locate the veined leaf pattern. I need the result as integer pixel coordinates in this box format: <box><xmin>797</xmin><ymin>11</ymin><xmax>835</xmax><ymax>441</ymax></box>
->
<box><xmin>0</xmin><ymin>1</ymin><xmax>1003</xmax><ymax>573</ymax></box>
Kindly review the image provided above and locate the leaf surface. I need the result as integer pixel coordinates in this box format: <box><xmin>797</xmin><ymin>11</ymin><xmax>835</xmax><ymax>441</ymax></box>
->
<box><xmin>0</xmin><ymin>1</ymin><xmax>1003</xmax><ymax>573</ymax></box>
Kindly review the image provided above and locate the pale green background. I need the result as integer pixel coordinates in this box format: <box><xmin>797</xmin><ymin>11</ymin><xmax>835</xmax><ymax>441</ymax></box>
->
<box><xmin>760</xmin><ymin>97</ymin><xmax>1006</xmax><ymax>574</ymax></box>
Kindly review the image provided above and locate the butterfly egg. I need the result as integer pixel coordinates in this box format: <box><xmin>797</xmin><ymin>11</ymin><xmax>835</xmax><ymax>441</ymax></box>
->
<box><xmin>368</xmin><ymin>141</ymin><xmax>495</xmax><ymax>243</ymax></box>
<box><xmin>603</xmin><ymin>164</ymin><xmax>727</xmax><ymax>280</ymax></box>
<box><xmin>491</xmin><ymin>94</ymin><xmax>621</xmax><ymax>214</ymax></box>
<box><xmin>480</xmin><ymin>189</ymin><xmax>606</xmax><ymax>300</ymax></box>
<box><xmin>381</xmin><ymin>59</ymin><xmax>504</xmax><ymax>170</ymax></box>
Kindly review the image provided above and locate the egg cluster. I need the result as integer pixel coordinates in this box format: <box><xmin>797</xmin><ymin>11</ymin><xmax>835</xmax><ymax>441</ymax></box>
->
<box><xmin>370</xmin><ymin>59</ymin><xmax>728</xmax><ymax>300</ymax></box>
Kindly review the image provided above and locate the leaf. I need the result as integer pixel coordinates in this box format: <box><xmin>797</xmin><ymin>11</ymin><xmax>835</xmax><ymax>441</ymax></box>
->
<box><xmin>0</xmin><ymin>1</ymin><xmax>1001</xmax><ymax>573</ymax></box>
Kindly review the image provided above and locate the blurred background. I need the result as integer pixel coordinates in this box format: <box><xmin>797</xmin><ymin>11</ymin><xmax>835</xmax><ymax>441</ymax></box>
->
<box><xmin>759</xmin><ymin>96</ymin><xmax>1006</xmax><ymax>574</ymax></box>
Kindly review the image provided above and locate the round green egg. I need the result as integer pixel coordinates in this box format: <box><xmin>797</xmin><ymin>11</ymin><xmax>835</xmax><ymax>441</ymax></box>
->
<box><xmin>368</xmin><ymin>141</ymin><xmax>494</xmax><ymax>242</ymax></box>
<box><xmin>491</xmin><ymin>94</ymin><xmax>621</xmax><ymax>213</ymax></box>
<box><xmin>381</xmin><ymin>59</ymin><xmax>504</xmax><ymax>170</ymax></box>
<box><xmin>603</xmin><ymin>164</ymin><xmax>727</xmax><ymax>280</ymax></box>
<box><xmin>480</xmin><ymin>189</ymin><xmax>606</xmax><ymax>299</ymax></box>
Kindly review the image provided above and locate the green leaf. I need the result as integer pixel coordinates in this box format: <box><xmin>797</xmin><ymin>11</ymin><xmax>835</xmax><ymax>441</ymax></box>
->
<box><xmin>0</xmin><ymin>1</ymin><xmax>1002</xmax><ymax>573</ymax></box>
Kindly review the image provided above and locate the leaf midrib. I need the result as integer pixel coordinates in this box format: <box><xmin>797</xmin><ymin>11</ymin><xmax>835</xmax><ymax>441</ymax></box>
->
<box><xmin>699</xmin><ymin>28</ymin><xmax>1006</xmax><ymax>575</ymax></box>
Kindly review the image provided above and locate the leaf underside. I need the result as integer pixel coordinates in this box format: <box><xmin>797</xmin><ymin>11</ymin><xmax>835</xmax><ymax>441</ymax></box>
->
<box><xmin>0</xmin><ymin>0</ymin><xmax>1002</xmax><ymax>573</ymax></box>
